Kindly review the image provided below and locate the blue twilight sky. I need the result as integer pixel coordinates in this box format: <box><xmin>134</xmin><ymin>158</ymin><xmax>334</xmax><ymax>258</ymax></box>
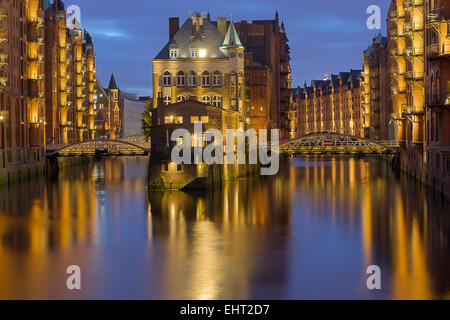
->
<box><xmin>68</xmin><ymin>0</ymin><xmax>391</xmax><ymax>97</ymax></box>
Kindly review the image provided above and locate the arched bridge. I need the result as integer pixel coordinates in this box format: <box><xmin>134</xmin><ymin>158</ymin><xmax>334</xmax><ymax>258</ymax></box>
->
<box><xmin>47</xmin><ymin>138</ymin><xmax>150</xmax><ymax>157</ymax></box>
<box><xmin>278</xmin><ymin>132</ymin><xmax>398</xmax><ymax>155</ymax></box>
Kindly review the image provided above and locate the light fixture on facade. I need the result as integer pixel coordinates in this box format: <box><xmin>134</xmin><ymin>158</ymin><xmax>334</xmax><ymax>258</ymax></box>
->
<box><xmin>199</xmin><ymin>49</ymin><xmax>207</xmax><ymax>58</ymax></box>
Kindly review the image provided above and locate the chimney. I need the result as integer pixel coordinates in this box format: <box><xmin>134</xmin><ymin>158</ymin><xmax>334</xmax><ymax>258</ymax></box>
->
<box><xmin>217</xmin><ymin>17</ymin><xmax>227</xmax><ymax>36</ymax></box>
<box><xmin>169</xmin><ymin>17</ymin><xmax>179</xmax><ymax>40</ymax></box>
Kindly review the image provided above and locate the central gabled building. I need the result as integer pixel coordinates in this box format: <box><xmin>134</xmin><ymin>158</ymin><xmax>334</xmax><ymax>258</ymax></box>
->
<box><xmin>152</xmin><ymin>12</ymin><xmax>245</xmax><ymax>129</ymax></box>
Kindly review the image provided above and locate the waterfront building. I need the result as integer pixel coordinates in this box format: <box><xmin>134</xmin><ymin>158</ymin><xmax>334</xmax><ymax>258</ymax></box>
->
<box><xmin>151</xmin><ymin>94</ymin><xmax>240</xmax><ymax>154</ymax></box>
<box><xmin>152</xmin><ymin>12</ymin><xmax>245</xmax><ymax>130</ymax></box>
<box><xmin>234</xmin><ymin>13</ymin><xmax>292</xmax><ymax>139</ymax></box>
<box><xmin>0</xmin><ymin>0</ymin><xmax>46</xmax><ymax>183</ymax></box>
<box><xmin>293</xmin><ymin>70</ymin><xmax>364</xmax><ymax>138</ymax></box>
<box><xmin>361</xmin><ymin>33</ymin><xmax>391</xmax><ymax>140</ymax></box>
<box><xmin>424</xmin><ymin>0</ymin><xmax>450</xmax><ymax>192</ymax></box>
<box><xmin>106</xmin><ymin>73</ymin><xmax>120</xmax><ymax>139</ymax></box>
<box><xmin>387</xmin><ymin>0</ymin><xmax>450</xmax><ymax>197</ymax></box>
<box><xmin>44</xmin><ymin>0</ymin><xmax>96</xmax><ymax>144</ymax></box>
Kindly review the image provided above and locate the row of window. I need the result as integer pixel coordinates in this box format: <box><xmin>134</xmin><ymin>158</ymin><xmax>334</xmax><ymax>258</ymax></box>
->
<box><xmin>164</xmin><ymin>115</ymin><xmax>210</xmax><ymax>124</ymax></box>
<box><xmin>169</xmin><ymin>48</ymin><xmax>207</xmax><ymax>59</ymax></box>
<box><xmin>163</xmin><ymin>95</ymin><xmax>223</xmax><ymax>107</ymax></box>
<box><xmin>162</xmin><ymin>71</ymin><xmax>224</xmax><ymax>87</ymax></box>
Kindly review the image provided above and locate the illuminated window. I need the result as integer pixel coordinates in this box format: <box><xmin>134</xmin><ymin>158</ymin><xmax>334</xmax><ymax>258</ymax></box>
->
<box><xmin>188</xmin><ymin>71</ymin><xmax>197</xmax><ymax>87</ymax></box>
<box><xmin>163</xmin><ymin>95</ymin><xmax>171</xmax><ymax>105</ymax></box>
<box><xmin>163</xmin><ymin>71</ymin><xmax>171</xmax><ymax>86</ymax></box>
<box><xmin>164</xmin><ymin>116</ymin><xmax>174</xmax><ymax>124</ymax></box>
<box><xmin>177</xmin><ymin>137</ymin><xmax>183</xmax><ymax>145</ymax></box>
<box><xmin>175</xmin><ymin>116</ymin><xmax>183</xmax><ymax>124</ymax></box>
<box><xmin>213</xmin><ymin>71</ymin><xmax>221</xmax><ymax>86</ymax></box>
<box><xmin>191</xmin><ymin>116</ymin><xmax>200</xmax><ymax>123</ymax></box>
<box><xmin>202</xmin><ymin>95</ymin><xmax>211</xmax><ymax>104</ymax></box>
<box><xmin>201</xmin><ymin>116</ymin><xmax>209</xmax><ymax>123</ymax></box>
<box><xmin>202</xmin><ymin>71</ymin><xmax>210</xmax><ymax>87</ymax></box>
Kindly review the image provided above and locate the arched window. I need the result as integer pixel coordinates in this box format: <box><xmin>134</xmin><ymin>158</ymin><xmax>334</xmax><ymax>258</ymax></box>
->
<box><xmin>177</xmin><ymin>95</ymin><xmax>187</xmax><ymax>102</ymax></box>
<box><xmin>177</xmin><ymin>71</ymin><xmax>185</xmax><ymax>87</ymax></box>
<box><xmin>163</xmin><ymin>71</ymin><xmax>171</xmax><ymax>86</ymax></box>
<box><xmin>213</xmin><ymin>71</ymin><xmax>221</xmax><ymax>87</ymax></box>
<box><xmin>202</xmin><ymin>71</ymin><xmax>210</xmax><ymax>87</ymax></box>
<box><xmin>212</xmin><ymin>96</ymin><xmax>222</xmax><ymax>107</ymax></box>
<box><xmin>163</xmin><ymin>95</ymin><xmax>171</xmax><ymax>105</ymax></box>
<box><xmin>202</xmin><ymin>95</ymin><xmax>211</xmax><ymax>105</ymax></box>
<box><xmin>188</xmin><ymin>71</ymin><xmax>197</xmax><ymax>87</ymax></box>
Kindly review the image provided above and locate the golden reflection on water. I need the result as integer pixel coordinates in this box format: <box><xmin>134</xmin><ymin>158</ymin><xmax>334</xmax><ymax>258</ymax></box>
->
<box><xmin>0</xmin><ymin>156</ymin><xmax>448</xmax><ymax>299</ymax></box>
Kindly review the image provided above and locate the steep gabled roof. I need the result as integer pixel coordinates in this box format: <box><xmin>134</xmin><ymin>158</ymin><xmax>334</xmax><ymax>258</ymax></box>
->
<box><xmin>155</xmin><ymin>16</ymin><xmax>228</xmax><ymax>60</ymax></box>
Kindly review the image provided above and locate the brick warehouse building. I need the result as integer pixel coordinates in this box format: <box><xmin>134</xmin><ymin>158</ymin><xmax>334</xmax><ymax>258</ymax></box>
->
<box><xmin>0</xmin><ymin>0</ymin><xmax>47</xmax><ymax>183</ymax></box>
<box><xmin>0</xmin><ymin>0</ymin><xmax>108</xmax><ymax>184</ymax></box>
<box><xmin>293</xmin><ymin>70</ymin><xmax>364</xmax><ymax>138</ymax></box>
<box><xmin>234</xmin><ymin>12</ymin><xmax>292</xmax><ymax>139</ymax></box>
<box><xmin>45</xmin><ymin>0</ymin><xmax>96</xmax><ymax>144</ymax></box>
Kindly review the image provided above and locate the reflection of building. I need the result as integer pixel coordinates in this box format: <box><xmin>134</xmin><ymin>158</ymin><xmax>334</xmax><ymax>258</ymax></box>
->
<box><xmin>152</xmin><ymin>12</ymin><xmax>246</xmax><ymax>127</ymax></box>
<box><xmin>44</xmin><ymin>0</ymin><xmax>96</xmax><ymax>144</ymax></box>
<box><xmin>0</xmin><ymin>0</ymin><xmax>46</xmax><ymax>183</ymax></box>
<box><xmin>361</xmin><ymin>33</ymin><xmax>391</xmax><ymax>140</ymax></box>
<box><xmin>293</xmin><ymin>70</ymin><xmax>364</xmax><ymax>137</ymax></box>
<box><xmin>234</xmin><ymin>13</ymin><xmax>292</xmax><ymax>139</ymax></box>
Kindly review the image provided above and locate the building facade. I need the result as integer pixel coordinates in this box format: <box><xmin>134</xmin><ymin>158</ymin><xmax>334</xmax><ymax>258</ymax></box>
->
<box><xmin>294</xmin><ymin>70</ymin><xmax>364</xmax><ymax>138</ymax></box>
<box><xmin>0</xmin><ymin>0</ymin><xmax>46</xmax><ymax>183</ymax></box>
<box><xmin>386</xmin><ymin>0</ymin><xmax>450</xmax><ymax>197</ymax></box>
<box><xmin>44</xmin><ymin>0</ymin><xmax>96</xmax><ymax>145</ymax></box>
<box><xmin>234</xmin><ymin>13</ymin><xmax>292</xmax><ymax>139</ymax></box>
<box><xmin>152</xmin><ymin>12</ymin><xmax>245</xmax><ymax>130</ymax></box>
<box><xmin>362</xmin><ymin>33</ymin><xmax>391</xmax><ymax>140</ymax></box>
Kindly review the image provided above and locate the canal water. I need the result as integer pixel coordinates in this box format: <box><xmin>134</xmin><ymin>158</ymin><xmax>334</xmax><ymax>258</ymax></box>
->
<box><xmin>0</xmin><ymin>156</ymin><xmax>448</xmax><ymax>299</ymax></box>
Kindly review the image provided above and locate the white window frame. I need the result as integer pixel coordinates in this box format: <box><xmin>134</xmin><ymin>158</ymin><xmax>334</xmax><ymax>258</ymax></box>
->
<box><xmin>202</xmin><ymin>95</ymin><xmax>212</xmax><ymax>105</ymax></box>
<box><xmin>202</xmin><ymin>72</ymin><xmax>210</xmax><ymax>87</ymax></box>
<box><xmin>177</xmin><ymin>95</ymin><xmax>187</xmax><ymax>102</ymax></box>
<box><xmin>190</xmin><ymin>49</ymin><xmax>198</xmax><ymax>58</ymax></box>
<box><xmin>213</xmin><ymin>71</ymin><xmax>221</xmax><ymax>87</ymax></box>
<box><xmin>170</xmin><ymin>49</ymin><xmax>178</xmax><ymax>59</ymax></box>
<box><xmin>212</xmin><ymin>96</ymin><xmax>222</xmax><ymax>107</ymax></box>
<box><xmin>188</xmin><ymin>71</ymin><xmax>197</xmax><ymax>87</ymax></box>
<box><xmin>162</xmin><ymin>71</ymin><xmax>171</xmax><ymax>86</ymax></box>
<box><xmin>163</xmin><ymin>95</ymin><xmax>171</xmax><ymax>105</ymax></box>
<box><xmin>177</xmin><ymin>71</ymin><xmax>185</xmax><ymax>87</ymax></box>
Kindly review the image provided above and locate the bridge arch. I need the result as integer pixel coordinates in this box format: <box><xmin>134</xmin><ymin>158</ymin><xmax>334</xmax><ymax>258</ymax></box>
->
<box><xmin>47</xmin><ymin>139</ymin><xmax>150</xmax><ymax>157</ymax></box>
<box><xmin>278</xmin><ymin>132</ymin><xmax>393</xmax><ymax>155</ymax></box>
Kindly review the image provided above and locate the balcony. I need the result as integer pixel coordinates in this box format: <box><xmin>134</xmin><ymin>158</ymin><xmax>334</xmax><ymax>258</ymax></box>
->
<box><xmin>427</xmin><ymin>43</ymin><xmax>450</xmax><ymax>59</ymax></box>
<box><xmin>404</xmin><ymin>47</ymin><xmax>424</xmax><ymax>56</ymax></box>
<box><xmin>405</xmin><ymin>71</ymin><xmax>424</xmax><ymax>80</ymax></box>
<box><xmin>0</xmin><ymin>76</ymin><xmax>7</xmax><ymax>87</ymax></box>
<box><xmin>28</xmin><ymin>54</ymin><xmax>44</xmax><ymax>63</ymax></box>
<box><xmin>403</xmin><ymin>0</ymin><xmax>423</xmax><ymax>10</ymax></box>
<box><xmin>404</xmin><ymin>22</ymin><xmax>424</xmax><ymax>33</ymax></box>
<box><xmin>0</xmin><ymin>53</ymin><xmax>7</xmax><ymax>67</ymax></box>
<box><xmin>402</xmin><ymin>105</ymin><xmax>424</xmax><ymax>115</ymax></box>
<box><xmin>28</xmin><ymin>17</ymin><xmax>44</xmax><ymax>27</ymax></box>
<box><xmin>426</xmin><ymin>8</ymin><xmax>449</xmax><ymax>24</ymax></box>
<box><xmin>28</xmin><ymin>33</ymin><xmax>44</xmax><ymax>45</ymax></box>
<box><xmin>0</xmin><ymin>6</ymin><xmax>6</xmax><ymax>20</ymax></box>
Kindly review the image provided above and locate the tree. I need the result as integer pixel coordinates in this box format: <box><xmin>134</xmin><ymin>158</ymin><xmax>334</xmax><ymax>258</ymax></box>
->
<box><xmin>142</xmin><ymin>99</ymin><xmax>152</xmax><ymax>140</ymax></box>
